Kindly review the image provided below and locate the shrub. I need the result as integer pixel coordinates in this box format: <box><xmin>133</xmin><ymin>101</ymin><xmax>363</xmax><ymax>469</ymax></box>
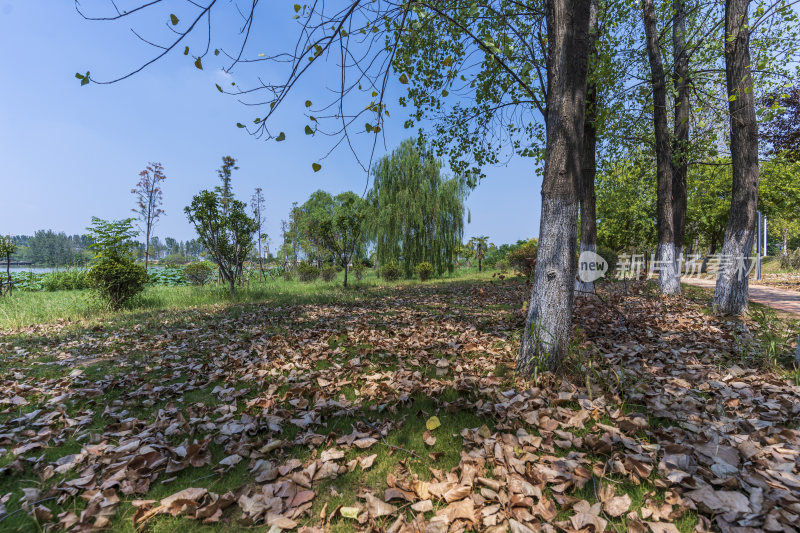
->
<box><xmin>87</xmin><ymin>257</ymin><xmax>148</xmax><ymax>309</ymax></box>
<box><xmin>282</xmin><ymin>270</ymin><xmax>295</xmax><ymax>282</ymax></box>
<box><xmin>321</xmin><ymin>266</ymin><xmax>337</xmax><ymax>282</ymax></box>
<box><xmin>184</xmin><ymin>261</ymin><xmax>214</xmax><ymax>285</ymax></box>
<box><xmin>780</xmin><ymin>252</ymin><xmax>792</xmax><ymax>270</ymax></box>
<box><xmin>42</xmin><ymin>269</ymin><xmax>89</xmax><ymax>291</ymax></box>
<box><xmin>298</xmin><ymin>261</ymin><xmax>320</xmax><ymax>282</ymax></box>
<box><xmin>161</xmin><ymin>253</ymin><xmax>190</xmax><ymax>266</ymax></box>
<box><xmin>496</xmin><ymin>260</ymin><xmax>508</xmax><ymax>273</ymax></box>
<box><xmin>595</xmin><ymin>246</ymin><xmax>618</xmax><ymax>279</ymax></box>
<box><xmin>507</xmin><ymin>239</ymin><xmax>538</xmax><ymax>277</ymax></box>
<box><xmin>792</xmin><ymin>249</ymin><xmax>800</xmax><ymax>270</ymax></box>
<box><xmin>352</xmin><ymin>262</ymin><xmax>366</xmax><ymax>281</ymax></box>
<box><xmin>415</xmin><ymin>261</ymin><xmax>434</xmax><ymax>281</ymax></box>
<box><xmin>381</xmin><ymin>261</ymin><xmax>402</xmax><ymax>281</ymax></box>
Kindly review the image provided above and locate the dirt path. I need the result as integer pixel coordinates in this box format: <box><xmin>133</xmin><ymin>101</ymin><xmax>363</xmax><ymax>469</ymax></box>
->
<box><xmin>683</xmin><ymin>276</ymin><xmax>800</xmax><ymax>315</ymax></box>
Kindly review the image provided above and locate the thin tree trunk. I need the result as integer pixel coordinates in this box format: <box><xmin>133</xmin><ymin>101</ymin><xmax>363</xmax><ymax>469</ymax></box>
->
<box><xmin>518</xmin><ymin>0</ymin><xmax>592</xmax><ymax>374</ymax></box>
<box><xmin>5</xmin><ymin>253</ymin><xmax>10</xmax><ymax>296</ymax></box>
<box><xmin>576</xmin><ymin>0</ymin><xmax>599</xmax><ymax>296</ymax></box>
<box><xmin>783</xmin><ymin>227</ymin><xmax>788</xmax><ymax>255</ymax></box>
<box><xmin>145</xmin><ymin>227</ymin><xmax>150</xmax><ymax>270</ymax></box>
<box><xmin>642</xmin><ymin>0</ymin><xmax>680</xmax><ymax>294</ymax></box>
<box><xmin>713</xmin><ymin>0</ymin><xmax>759</xmax><ymax>315</ymax></box>
<box><xmin>344</xmin><ymin>262</ymin><xmax>349</xmax><ymax>287</ymax></box>
<box><xmin>672</xmin><ymin>0</ymin><xmax>689</xmax><ymax>278</ymax></box>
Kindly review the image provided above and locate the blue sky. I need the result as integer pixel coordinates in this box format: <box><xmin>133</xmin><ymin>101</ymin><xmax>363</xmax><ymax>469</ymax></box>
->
<box><xmin>0</xmin><ymin>0</ymin><xmax>543</xmax><ymax>249</ymax></box>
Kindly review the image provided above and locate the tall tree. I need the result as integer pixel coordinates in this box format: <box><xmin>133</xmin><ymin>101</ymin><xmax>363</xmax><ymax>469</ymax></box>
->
<box><xmin>131</xmin><ymin>162</ymin><xmax>166</xmax><ymax>270</ymax></box>
<box><xmin>468</xmin><ymin>236</ymin><xmax>491</xmax><ymax>273</ymax></box>
<box><xmin>672</xmin><ymin>0</ymin><xmax>689</xmax><ymax>270</ymax></box>
<box><xmin>369</xmin><ymin>139</ymin><xmax>467</xmax><ymax>278</ymax></box>
<box><xmin>713</xmin><ymin>0</ymin><xmax>760</xmax><ymax>315</ymax></box>
<box><xmin>642</xmin><ymin>0</ymin><xmax>680</xmax><ymax>294</ymax></box>
<box><xmin>216</xmin><ymin>156</ymin><xmax>238</xmax><ymax>217</ymax></box>
<box><xmin>251</xmin><ymin>187</ymin><xmax>266</xmax><ymax>280</ymax></box>
<box><xmin>518</xmin><ymin>0</ymin><xmax>593</xmax><ymax>373</ymax></box>
<box><xmin>0</xmin><ymin>236</ymin><xmax>16</xmax><ymax>296</ymax></box>
<box><xmin>762</xmin><ymin>82</ymin><xmax>800</xmax><ymax>161</ymax></box>
<box><xmin>576</xmin><ymin>0</ymin><xmax>599</xmax><ymax>295</ymax></box>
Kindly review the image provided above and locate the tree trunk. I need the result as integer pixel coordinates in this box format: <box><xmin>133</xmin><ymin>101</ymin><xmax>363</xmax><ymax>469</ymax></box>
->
<box><xmin>642</xmin><ymin>0</ymin><xmax>680</xmax><ymax>294</ymax></box>
<box><xmin>344</xmin><ymin>262</ymin><xmax>349</xmax><ymax>287</ymax></box>
<box><xmin>518</xmin><ymin>0</ymin><xmax>592</xmax><ymax>374</ymax></box>
<box><xmin>783</xmin><ymin>227</ymin><xmax>789</xmax><ymax>255</ymax></box>
<box><xmin>145</xmin><ymin>227</ymin><xmax>151</xmax><ymax>270</ymax></box>
<box><xmin>228</xmin><ymin>277</ymin><xmax>236</xmax><ymax>298</ymax></box>
<box><xmin>576</xmin><ymin>0</ymin><xmax>599</xmax><ymax>296</ymax></box>
<box><xmin>5</xmin><ymin>252</ymin><xmax>10</xmax><ymax>296</ymax></box>
<box><xmin>672</xmin><ymin>0</ymin><xmax>689</xmax><ymax>277</ymax></box>
<box><xmin>713</xmin><ymin>0</ymin><xmax>759</xmax><ymax>315</ymax></box>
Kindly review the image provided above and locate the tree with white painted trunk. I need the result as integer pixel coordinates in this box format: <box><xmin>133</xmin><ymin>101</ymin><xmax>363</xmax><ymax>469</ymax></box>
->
<box><xmin>713</xmin><ymin>0</ymin><xmax>760</xmax><ymax>315</ymax></box>
<box><xmin>518</xmin><ymin>0</ymin><xmax>593</xmax><ymax>373</ymax></box>
<box><xmin>642</xmin><ymin>0</ymin><xmax>680</xmax><ymax>295</ymax></box>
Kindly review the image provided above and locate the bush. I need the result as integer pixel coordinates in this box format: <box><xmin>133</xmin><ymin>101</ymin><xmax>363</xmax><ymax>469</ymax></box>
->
<box><xmin>507</xmin><ymin>239</ymin><xmax>538</xmax><ymax>277</ymax></box>
<box><xmin>297</xmin><ymin>261</ymin><xmax>320</xmax><ymax>282</ymax></box>
<box><xmin>381</xmin><ymin>261</ymin><xmax>402</xmax><ymax>281</ymax></box>
<box><xmin>780</xmin><ymin>252</ymin><xmax>792</xmax><ymax>270</ymax></box>
<box><xmin>184</xmin><ymin>261</ymin><xmax>214</xmax><ymax>285</ymax></box>
<box><xmin>415</xmin><ymin>261</ymin><xmax>434</xmax><ymax>281</ymax></box>
<box><xmin>792</xmin><ymin>249</ymin><xmax>800</xmax><ymax>270</ymax></box>
<box><xmin>161</xmin><ymin>253</ymin><xmax>190</xmax><ymax>266</ymax></box>
<box><xmin>87</xmin><ymin>257</ymin><xmax>148</xmax><ymax>309</ymax></box>
<box><xmin>282</xmin><ymin>270</ymin><xmax>295</xmax><ymax>282</ymax></box>
<box><xmin>496</xmin><ymin>260</ymin><xmax>508</xmax><ymax>273</ymax></box>
<box><xmin>321</xmin><ymin>266</ymin><xmax>337</xmax><ymax>282</ymax></box>
<box><xmin>42</xmin><ymin>269</ymin><xmax>89</xmax><ymax>291</ymax></box>
<box><xmin>595</xmin><ymin>246</ymin><xmax>618</xmax><ymax>279</ymax></box>
<box><xmin>352</xmin><ymin>262</ymin><xmax>366</xmax><ymax>281</ymax></box>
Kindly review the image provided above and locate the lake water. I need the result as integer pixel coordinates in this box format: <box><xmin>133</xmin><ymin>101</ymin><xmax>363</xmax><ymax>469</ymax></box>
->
<box><xmin>4</xmin><ymin>266</ymin><xmax>65</xmax><ymax>274</ymax></box>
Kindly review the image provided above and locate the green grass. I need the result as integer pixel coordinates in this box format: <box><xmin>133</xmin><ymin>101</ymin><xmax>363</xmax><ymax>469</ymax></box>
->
<box><xmin>0</xmin><ymin>269</ymin><xmax>500</xmax><ymax>332</ymax></box>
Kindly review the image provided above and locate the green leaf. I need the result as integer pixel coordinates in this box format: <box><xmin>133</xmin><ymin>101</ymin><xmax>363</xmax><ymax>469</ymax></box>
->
<box><xmin>276</xmin><ymin>132</ymin><xmax>286</xmax><ymax>142</ymax></box>
<box><xmin>312</xmin><ymin>163</ymin><xmax>322</xmax><ymax>172</ymax></box>
<box><xmin>170</xmin><ymin>13</ymin><xmax>179</xmax><ymax>25</ymax></box>
<box><xmin>75</xmin><ymin>73</ymin><xmax>84</xmax><ymax>80</ymax></box>
<box><xmin>365</xmin><ymin>123</ymin><xmax>373</xmax><ymax>132</ymax></box>
<box><xmin>305</xmin><ymin>100</ymin><xmax>312</xmax><ymax>107</ymax></box>
<box><xmin>304</xmin><ymin>125</ymin><xmax>314</xmax><ymax>135</ymax></box>
<box><xmin>294</xmin><ymin>3</ymin><xmax>301</xmax><ymax>12</ymax></box>
<box><xmin>426</xmin><ymin>416</ymin><xmax>441</xmax><ymax>430</ymax></box>
<box><xmin>216</xmin><ymin>84</ymin><xmax>223</xmax><ymax>93</ymax></box>
<box><xmin>399</xmin><ymin>73</ymin><xmax>409</xmax><ymax>84</ymax></box>
<box><xmin>236</xmin><ymin>123</ymin><xmax>245</xmax><ymax>128</ymax></box>
<box><xmin>214</xmin><ymin>49</ymin><xmax>220</xmax><ymax>56</ymax></box>
<box><xmin>194</xmin><ymin>57</ymin><xmax>203</xmax><ymax>70</ymax></box>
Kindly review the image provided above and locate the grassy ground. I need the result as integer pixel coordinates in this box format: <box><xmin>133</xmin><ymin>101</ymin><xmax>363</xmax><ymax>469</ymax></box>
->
<box><xmin>0</xmin><ymin>268</ymin><xmax>496</xmax><ymax>332</ymax></box>
<box><xmin>1</xmin><ymin>275</ymin><xmax>798</xmax><ymax>532</ymax></box>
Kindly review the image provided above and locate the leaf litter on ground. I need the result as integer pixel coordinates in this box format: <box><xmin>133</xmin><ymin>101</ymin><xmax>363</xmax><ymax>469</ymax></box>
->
<box><xmin>0</xmin><ymin>278</ymin><xmax>798</xmax><ymax>532</ymax></box>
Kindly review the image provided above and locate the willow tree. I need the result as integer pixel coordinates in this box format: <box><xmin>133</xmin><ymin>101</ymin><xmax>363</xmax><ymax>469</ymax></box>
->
<box><xmin>370</xmin><ymin>139</ymin><xmax>467</xmax><ymax>278</ymax></box>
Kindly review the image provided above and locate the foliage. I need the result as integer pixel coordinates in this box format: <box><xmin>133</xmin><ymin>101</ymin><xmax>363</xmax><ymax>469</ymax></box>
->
<box><xmin>161</xmin><ymin>253</ymin><xmax>191</xmax><ymax>266</ymax></box>
<box><xmin>184</xmin><ymin>261</ymin><xmax>214</xmax><ymax>285</ymax></box>
<box><xmin>321</xmin><ymin>265</ymin><xmax>337</xmax><ymax>282</ymax></box>
<box><xmin>282</xmin><ymin>270</ymin><xmax>295</xmax><ymax>282</ymax></box>
<box><xmin>467</xmin><ymin>236</ymin><xmax>492</xmax><ymax>272</ymax></box>
<box><xmin>185</xmin><ymin>157</ymin><xmax>257</xmax><ymax>296</ymax></box>
<box><xmin>380</xmin><ymin>261</ymin><xmax>402</xmax><ymax>282</ymax></box>
<box><xmin>148</xmin><ymin>267</ymin><xmax>189</xmax><ymax>286</ymax></box>
<box><xmin>496</xmin><ymin>260</ymin><xmax>508</xmax><ymax>273</ymax></box>
<box><xmin>762</xmin><ymin>83</ymin><xmax>800</xmax><ymax>160</ymax></box>
<box><xmin>415</xmin><ymin>261</ymin><xmax>434</xmax><ymax>281</ymax></box>
<box><xmin>369</xmin><ymin>139</ymin><xmax>467</xmax><ymax>278</ymax></box>
<box><xmin>792</xmin><ymin>249</ymin><xmax>800</xmax><ymax>270</ymax></box>
<box><xmin>131</xmin><ymin>162</ymin><xmax>167</xmax><ymax>269</ymax></box>
<box><xmin>352</xmin><ymin>262</ymin><xmax>366</xmax><ymax>281</ymax></box>
<box><xmin>507</xmin><ymin>239</ymin><xmax>539</xmax><ymax>278</ymax></box>
<box><xmin>297</xmin><ymin>261</ymin><xmax>320</xmax><ymax>282</ymax></box>
<box><xmin>87</xmin><ymin>257</ymin><xmax>148</xmax><ymax>309</ymax></box>
<box><xmin>596</xmin><ymin>246</ymin><xmax>618</xmax><ymax>279</ymax></box>
<box><xmin>296</xmin><ymin>190</ymin><xmax>369</xmax><ymax>286</ymax></box>
<box><xmin>42</xmin><ymin>269</ymin><xmax>89</xmax><ymax>291</ymax></box>
<box><xmin>87</xmin><ymin>217</ymin><xmax>139</xmax><ymax>261</ymax></box>
<box><xmin>780</xmin><ymin>253</ymin><xmax>792</xmax><ymax>270</ymax></box>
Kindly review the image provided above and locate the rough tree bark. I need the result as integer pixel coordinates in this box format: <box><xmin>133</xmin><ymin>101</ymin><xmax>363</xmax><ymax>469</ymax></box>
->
<box><xmin>518</xmin><ymin>0</ymin><xmax>592</xmax><ymax>374</ymax></box>
<box><xmin>672</xmin><ymin>0</ymin><xmax>689</xmax><ymax>276</ymax></box>
<box><xmin>713</xmin><ymin>0</ymin><xmax>759</xmax><ymax>314</ymax></box>
<box><xmin>576</xmin><ymin>0</ymin><xmax>599</xmax><ymax>296</ymax></box>
<box><xmin>642</xmin><ymin>0</ymin><xmax>681</xmax><ymax>294</ymax></box>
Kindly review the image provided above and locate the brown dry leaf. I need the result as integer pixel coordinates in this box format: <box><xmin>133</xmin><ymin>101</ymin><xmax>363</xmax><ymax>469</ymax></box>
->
<box><xmin>364</xmin><ymin>493</ymin><xmax>397</xmax><ymax>518</ymax></box>
<box><xmin>423</xmin><ymin>430</ymin><xmax>437</xmax><ymax>446</ymax></box>
<box><xmin>647</xmin><ymin>522</ymin><xmax>681</xmax><ymax>533</ymax></box>
<box><xmin>603</xmin><ymin>493</ymin><xmax>632</xmax><ymax>517</ymax></box>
